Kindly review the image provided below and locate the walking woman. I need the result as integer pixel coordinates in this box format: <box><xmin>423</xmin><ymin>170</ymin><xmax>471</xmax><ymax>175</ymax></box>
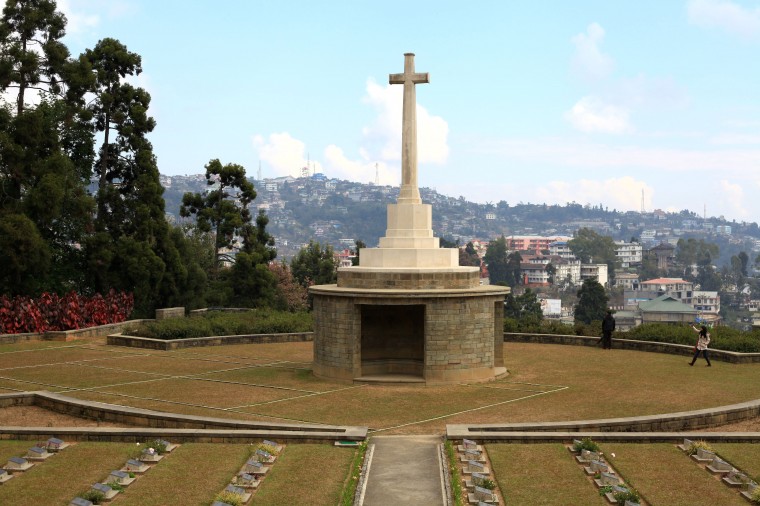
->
<box><xmin>690</xmin><ymin>324</ymin><xmax>712</xmax><ymax>367</ymax></box>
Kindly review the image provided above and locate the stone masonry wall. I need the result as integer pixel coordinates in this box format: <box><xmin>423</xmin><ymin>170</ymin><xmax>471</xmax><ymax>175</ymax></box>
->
<box><xmin>312</xmin><ymin>295</ymin><xmax>359</xmax><ymax>380</ymax></box>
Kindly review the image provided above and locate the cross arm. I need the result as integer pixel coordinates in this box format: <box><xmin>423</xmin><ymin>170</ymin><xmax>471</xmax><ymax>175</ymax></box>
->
<box><xmin>389</xmin><ymin>72</ymin><xmax>430</xmax><ymax>85</ymax></box>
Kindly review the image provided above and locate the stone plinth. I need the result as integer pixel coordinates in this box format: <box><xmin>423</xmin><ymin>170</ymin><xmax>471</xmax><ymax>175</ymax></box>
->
<box><xmin>310</xmin><ymin>282</ymin><xmax>509</xmax><ymax>384</ymax></box>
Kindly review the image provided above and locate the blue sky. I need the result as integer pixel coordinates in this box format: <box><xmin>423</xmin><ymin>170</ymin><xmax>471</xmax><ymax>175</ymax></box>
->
<box><xmin>54</xmin><ymin>0</ymin><xmax>760</xmax><ymax>222</ymax></box>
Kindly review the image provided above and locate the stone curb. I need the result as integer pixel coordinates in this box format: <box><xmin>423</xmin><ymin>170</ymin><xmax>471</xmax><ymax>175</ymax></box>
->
<box><xmin>504</xmin><ymin>333</ymin><xmax>760</xmax><ymax>363</ymax></box>
<box><xmin>0</xmin><ymin>319</ymin><xmax>154</xmax><ymax>344</ymax></box>
<box><xmin>107</xmin><ymin>332</ymin><xmax>313</xmax><ymax>350</ymax></box>
<box><xmin>0</xmin><ymin>391</ymin><xmax>367</xmax><ymax>442</ymax></box>
<box><xmin>444</xmin><ymin>431</ymin><xmax>760</xmax><ymax>444</ymax></box>
<box><xmin>447</xmin><ymin>398</ymin><xmax>760</xmax><ymax>434</ymax></box>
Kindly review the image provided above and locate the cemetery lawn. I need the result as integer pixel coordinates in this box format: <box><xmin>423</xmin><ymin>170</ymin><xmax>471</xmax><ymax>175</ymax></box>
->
<box><xmin>0</xmin><ymin>442</ymin><xmax>138</xmax><ymax>505</ymax></box>
<box><xmin>1</xmin><ymin>340</ymin><xmax>760</xmax><ymax>433</ymax></box>
<box><xmin>711</xmin><ymin>443</ymin><xmax>760</xmax><ymax>482</ymax></box>
<box><xmin>486</xmin><ymin>443</ymin><xmax>606</xmax><ymax>505</ymax></box>
<box><xmin>599</xmin><ymin>443</ymin><xmax>746</xmax><ymax>506</ymax></box>
<box><xmin>117</xmin><ymin>443</ymin><xmax>249</xmax><ymax>506</ymax></box>
<box><xmin>252</xmin><ymin>444</ymin><xmax>356</xmax><ymax>505</ymax></box>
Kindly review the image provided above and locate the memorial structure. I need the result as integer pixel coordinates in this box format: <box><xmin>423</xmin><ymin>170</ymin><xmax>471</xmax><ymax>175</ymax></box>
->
<box><xmin>310</xmin><ymin>54</ymin><xmax>509</xmax><ymax>383</ymax></box>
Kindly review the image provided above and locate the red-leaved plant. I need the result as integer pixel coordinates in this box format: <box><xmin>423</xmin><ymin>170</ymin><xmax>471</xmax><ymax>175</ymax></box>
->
<box><xmin>0</xmin><ymin>290</ymin><xmax>134</xmax><ymax>334</ymax></box>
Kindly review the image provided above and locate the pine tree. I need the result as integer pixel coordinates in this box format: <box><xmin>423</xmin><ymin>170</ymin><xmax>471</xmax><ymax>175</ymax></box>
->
<box><xmin>574</xmin><ymin>278</ymin><xmax>608</xmax><ymax>324</ymax></box>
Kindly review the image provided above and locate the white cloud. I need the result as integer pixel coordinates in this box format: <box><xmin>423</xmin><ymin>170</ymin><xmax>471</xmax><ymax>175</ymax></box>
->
<box><xmin>710</xmin><ymin>133</ymin><xmax>760</xmax><ymax>145</ymax></box>
<box><xmin>252</xmin><ymin>132</ymin><xmax>323</xmax><ymax>177</ymax></box>
<box><xmin>361</xmin><ymin>79</ymin><xmax>449</xmax><ymax>164</ymax></box>
<box><xmin>323</xmin><ymin>145</ymin><xmax>396</xmax><ymax>184</ymax></box>
<box><xmin>688</xmin><ymin>0</ymin><xmax>760</xmax><ymax>40</ymax></box>
<box><xmin>717</xmin><ymin>179</ymin><xmax>748</xmax><ymax>218</ymax></box>
<box><xmin>474</xmin><ymin>136</ymin><xmax>760</xmax><ymax>174</ymax></box>
<box><xmin>571</xmin><ymin>23</ymin><xmax>614</xmax><ymax>80</ymax></box>
<box><xmin>614</xmin><ymin>75</ymin><xmax>689</xmax><ymax>110</ymax></box>
<box><xmin>57</xmin><ymin>0</ymin><xmax>100</xmax><ymax>34</ymax></box>
<box><xmin>565</xmin><ymin>96</ymin><xmax>632</xmax><ymax>134</ymax></box>
<box><xmin>534</xmin><ymin>177</ymin><xmax>654</xmax><ymax>211</ymax></box>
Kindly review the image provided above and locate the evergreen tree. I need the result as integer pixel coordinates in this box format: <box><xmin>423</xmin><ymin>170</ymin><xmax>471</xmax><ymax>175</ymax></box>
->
<box><xmin>351</xmin><ymin>239</ymin><xmax>366</xmax><ymax>266</ymax></box>
<box><xmin>180</xmin><ymin>159</ymin><xmax>256</xmax><ymax>274</ymax></box>
<box><xmin>290</xmin><ymin>240</ymin><xmax>338</xmax><ymax>287</ymax></box>
<box><xmin>568</xmin><ymin>228</ymin><xmax>618</xmax><ymax>280</ymax></box>
<box><xmin>484</xmin><ymin>236</ymin><xmax>508</xmax><ymax>284</ymax></box>
<box><xmin>574</xmin><ymin>278</ymin><xmax>608</xmax><ymax>324</ymax></box>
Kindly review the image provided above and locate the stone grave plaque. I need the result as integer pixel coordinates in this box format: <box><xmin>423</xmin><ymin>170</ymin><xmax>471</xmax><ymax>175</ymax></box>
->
<box><xmin>723</xmin><ymin>470</ymin><xmax>749</xmax><ymax>488</ymax></box>
<box><xmin>472</xmin><ymin>472</ymin><xmax>486</xmax><ymax>487</ymax></box>
<box><xmin>140</xmin><ymin>447</ymin><xmax>163</xmax><ymax>463</ymax></box>
<box><xmin>47</xmin><ymin>437</ymin><xmax>67</xmax><ymax>451</ymax></box>
<box><xmin>108</xmin><ymin>469</ymin><xmax>135</xmax><ymax>486</ymax></box>
<box><xmin>677</xmin><ymin>438</ymin><xmax>693</xmax><ymax>452</ymax></box>
<box><xmin>465</xmin><ymin>460</ymin><xmax>488</xmax><ymax>474</ymax></box>
<box><xmin>586</xmin><ymin>459</ymin><xmax>608</xmax><ymax>475</ymax></box>
<box><xmin>91</xmin><ymin>482</ymin><xmax>119</xmax><ymax>500</ymax></box>
<box><xmin>599</xmin><ymin>472</ymin><xmax>620</xmax><ymax>486</ymax></box>
<box><xmin>70</xmin><ymin>498</ymin><xmax>94</xmax><ymax>506</ymax></box>
<box><xmin>255</xmin><ymin>448</ymin><xmax>274</xmax><ymax>463</ymax></box>
<box><xmin>212</xmin><ymin>502</ymin><xmax>231</xmax><ymax>506</ymax></box>
<box><xmin>707</xmin><ymin>457</ymin><xmax>733</xmax><ymax>474</ymax></box>
<box><xmin>123</xmin><ymin>459</ymin><xmax>149</xmax><ymax>473</ymax></box>
<box><xmin>0</xmin><ymin>468</ymin><xmax>12</xmax><ymax>484</ymax></box>
<box><xmin>26</xmin><ymin>446</ymin><xmax>52</xmax><ymax>461</ymax></box>
<box><xmin>157</xmin><ymin>439</ymin><xmax>179</xmax><ymax>452</ymax></box>
<box><xmin>244</xmin><ymin>459</ymin><xmax>269</xmax><ymax>476</ymax></box>
<box><xmin>576</xmin><ymin>449</ymin><xmax>599</xmax><ymax>463</ymax></box>
<box><xmin>570</xmin><ymin>439</ymin><xmax>583</xmax><ymax>453</ymax></box>
<box><xmin>224</xmin><ymin>484</ymin><xmax>251</xmax><ymax>504</ymax></box>
<box><xmin>237</xmin><ymin>472</ymin><xmax>259</xmax><ymax>488</ymax></box>
<box><xmin>623</xmin><ymin>501</ymin><xmax>641</xmax><ymax>506</ymax></box>
<box><xmin>692</xmin><ymin>448</ymin><xmax>715</xmax><ymax>462</ymax></box>
<box><xmin>5</xmin><ymin>456</ymin><xmax>33</xmax><ymax>472</ymax></box>
<box><xmin>473</xmin><ymin>485</ymin><xmax>495</xmax><ymax>502</ymax></box>
<box><xmin>263</xmin><ymin>439</ymin><xmax>283</xmax><ymax>452</ymax></box>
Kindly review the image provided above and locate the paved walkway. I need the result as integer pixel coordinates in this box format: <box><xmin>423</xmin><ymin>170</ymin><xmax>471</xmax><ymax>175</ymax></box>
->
<box><xmin>361</xmin><ymin>435</ymin><xmax>446</xmax><ymax>506</ymax></box>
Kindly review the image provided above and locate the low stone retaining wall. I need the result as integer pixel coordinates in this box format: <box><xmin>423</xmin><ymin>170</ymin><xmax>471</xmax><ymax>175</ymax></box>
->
<box><xmin>0</xmin><ymin>391</ymin><xmax>367</xmax><ymax>443</ymax></box>
<box><xmin>447</xmin><ymin>398</ymin><xmax>760</xmax><ymax>441</ymax></box>
<box><xmin>0</xmin><ymin>320</ymin><xmax>154</xmax><ymax>344</ymax></box>
<box><xmin>155</xmin><ymin>307</ymin><xmax>185</xmax><ymax>319</ymax></box>
<box><xmin>444</xmin><ymin>430</ymin><xmax>760</xmax><ymax>444</ymax></box>
<box><xmin>107</xmin><ymin>332</ymin><xmax>314</xmax><ymax>350</ymax></box>
<box><xmin>504</xmin><ymin>333</ymin><xmax>760</xmax><ymax>363</ymax></box>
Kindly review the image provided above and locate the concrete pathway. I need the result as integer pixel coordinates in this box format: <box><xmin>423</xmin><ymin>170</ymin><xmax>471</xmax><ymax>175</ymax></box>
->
<box><xmin>361</xmin><ymin>435</ymin><xmax>446</xmax><ymax>506</ymax></box>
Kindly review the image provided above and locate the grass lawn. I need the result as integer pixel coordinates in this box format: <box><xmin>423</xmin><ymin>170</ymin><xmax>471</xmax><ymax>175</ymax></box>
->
<box><xmin>0</xmin><ymin>346</ymin><xmax>134</xmax><ymax>369</ymax></box>
<box><xmin>201</xmin><ymin>366</ymin><xmax>348</xmax><ymax>393</ymax></box>
<box><xmin>173</xmin><ymin>341</ymin><xmax>314</xmax><ymax>363</ymax></box>
<box><xmin>0</xmin><ymin>442</ymin><xmax>137</xmax><ymax>505</ymax></box>
<box><xmin>252</xmin><ymin>444</ymin><xmax>356</xmax><ymax>505</ymax></box>
<box><xmin>118</xmin><ymin>443</ymin><xmax>249</xmax><ymax>506</ymax></box>
<box><xmin>486</xmin><ymin>443</ymin><xmax>605</xmax><ymax>505</ymax></box>
<box><xmin>600</xmin><ymin>443</ymin><xmax>746</xmax><ymax>506</ymax></box>
<box><xmin>712</xmin><ymin>443</ymin><xmax>760</xmax><ymax>482</ymax></box>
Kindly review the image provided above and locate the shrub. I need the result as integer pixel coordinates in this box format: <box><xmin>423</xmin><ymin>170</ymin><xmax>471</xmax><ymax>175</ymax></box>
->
<box><xmin>612</xmin><ymin>486</ymin><xmax>640</xmax><ymax>503</ymax></box>
<box><xmin>125</xmin><ymin>309</ymin><xmax>313</xmax><ymax>339</ymax></box>
<box><xmin>256</xmin><ymin>443</ymin><xmax>279</xmax><ymax>456</ymax></box>
<box><xmin>79</xmin><ymin>489</ymin><xmax>106</xmax><ymax>504</ymax></box>
<box><xmin>105</xmin><ymin>481</ymin><xmax>125</xmax><ymax>492</ymax></box>
<box><xmin>625</xmin><ymin>323</ymin><xmax>760</xmax><ymax>353</ymax></box>
<box><xmin>444</xmin><ymin>440</ymin><xmax>465</xmax><ymax>506</ymax></box>
<box><xmin>598</xmin><ymin>485</ymin><xmax>613</xmax><ymax>497</ymax></box>
<box><xmin>751</xmin><ymin>486</ymin><xmax>760</xmax><ymax>504</ymax></box>
<box><xmin>215</xmin><ymin>490</ymin><xmax>244</xmax><ymax>506</ymax></box>
<box><xmin>481</xmin><ymin>478</ymin><xmax>496</xmax><ymax>490</ymax></box>
<box><xmin>572</xmin><ymin>437</ymin><xmax>600</xmax><ymax>453</ymax></box>
<box><xmin>686</xmin><ymin>440</ymin><xmax>713</xmax><ymax>456</ymax></box>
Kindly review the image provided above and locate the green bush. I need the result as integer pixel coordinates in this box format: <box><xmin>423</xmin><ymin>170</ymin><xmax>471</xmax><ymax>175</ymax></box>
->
<box><xmin>215</xmin><ymin>490</ymin><xmax>244</xmax><ymax>506</ymax></box>
<box><xmin>123</xmin><ymin>309</ymin><xmax>313</xmax><ymax>339</ymax></box>
<box><xmin>625</xmin><ymin>323</ymin><xmax>760</xmax><ymax>353</ymax></box>
<box><xmin>572</xmin><ymin>437</ymin><xmax>600</xmax><ymax>453</ymax></box>
<box><xmin>79</xmin><ymin>489</ymin><xmax>106</xmax><ymax>504</ymax></box>
<box><xmin>612</xmin><ymin>486</ymin><xmax>640</xmax><ymax>504</ymax></box>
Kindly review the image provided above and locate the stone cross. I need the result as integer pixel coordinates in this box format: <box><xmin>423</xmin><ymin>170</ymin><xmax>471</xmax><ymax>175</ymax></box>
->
<box><xmin>389</xmin><ymin>53</ymin><xmax>429</xmax><ymax>204</ymax></box>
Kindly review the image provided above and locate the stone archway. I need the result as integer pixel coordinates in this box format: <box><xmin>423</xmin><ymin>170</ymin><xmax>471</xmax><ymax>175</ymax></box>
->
<box><xmin>360</xmin><ymin>304</ymin><xmax>425</xmax><ymax>377</ymax></box>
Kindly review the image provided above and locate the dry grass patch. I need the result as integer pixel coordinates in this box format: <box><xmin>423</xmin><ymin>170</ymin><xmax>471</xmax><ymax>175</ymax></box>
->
<box><xmin>252</xmin><ymin>444</ymin><xmax>355</xmax><ymax>506</ymax></box>
<box><xmin>711</xmin><ymin>443</ymin><xmax>760</xmax><ymax>482</ymax></box>
<box><xmin>0</xmin><ymin>441</ymin><xmax>31</xmax><ymax>465</ymax></box>
<box><xmin>117</xmin><ymin>443</ymin><xmax>249</xmax><ymax>506</ymax></box>
<box><xmin>486</xmin><ymin>443</ymin><xmax>605</xmax><ymax>505</ymax></box>
<box><xmin>173</xmin><ymin>341</ymin><xmax>314</xmax><ymax>363</ymax></box>
<box><xmin>247</xmin><ymin>384</ymin><xmax>530</xmax><ymax>429</ymax></box>
<box><xmin>94</xmin><ymin>377</ymin><xmax>302</xmax><ymax>408</ymax></box>
<box><xmin>0</xmin><ymin>363</ymin><xmax>155</xmax><ymax>390</ymax></box>
<box><xmin>0</xmin><ymin>442</ymin><xmax>137</xmax><ymax>505</ymax></box>
<box><xmin>0</xmin><ymin>346</ymin><xmax>134</xmax><ymax>370</ymax></box>
<box><xmin>68</xmin><ymin>390</ymin><xmax>299</xmax><ymax>423</ymax></box>
<box><xmin>600</xmin><ymin>443</ymin><xmax>745</xmax><ymax>506</ymax></box>
<box><xmin>90</xmin><ymin>354</ymin><xmax>245</xmax><ymax>376</ymax></box>
<box><xmin>201</xmin><ymin>366</ymin><xmax>347</xmax><ymax>392</ymax></box>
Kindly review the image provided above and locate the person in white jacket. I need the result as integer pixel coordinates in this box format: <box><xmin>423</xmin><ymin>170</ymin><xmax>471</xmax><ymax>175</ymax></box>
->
<box><xmin>690</xmin><ymin>324</ymin><xmax>712</xmax><ymax>367</ymax></box>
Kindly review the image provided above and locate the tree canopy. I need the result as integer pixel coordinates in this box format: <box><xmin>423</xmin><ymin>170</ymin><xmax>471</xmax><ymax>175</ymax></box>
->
<box><xmin>574</xmin><ymin>278</ymin><xmax>608</xmax><ymax>324</ymax></box>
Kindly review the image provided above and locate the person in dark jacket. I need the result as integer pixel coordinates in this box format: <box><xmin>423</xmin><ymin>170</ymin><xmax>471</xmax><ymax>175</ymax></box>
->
<box><xmin>601</xmin><ymin>310</ymin><xmax>616</xmax><ymax>349</ymax></box>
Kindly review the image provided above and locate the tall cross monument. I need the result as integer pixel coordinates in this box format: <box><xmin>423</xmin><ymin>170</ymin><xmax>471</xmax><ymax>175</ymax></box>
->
<box><xmin>390</xmin><ymin>53</ymin><xmax>428</xmax><ymax>205</ymax></box>
<box><xmin>359</xmin><ymin>52</ymin><xmax>456</xmax><ymax>268</ymax></box>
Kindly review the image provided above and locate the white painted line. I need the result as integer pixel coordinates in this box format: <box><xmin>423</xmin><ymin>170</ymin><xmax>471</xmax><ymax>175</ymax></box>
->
<box><xmin>356</xmin><ymin>443</ymin><xmax>375</xmax><ymax>506</ymax></box>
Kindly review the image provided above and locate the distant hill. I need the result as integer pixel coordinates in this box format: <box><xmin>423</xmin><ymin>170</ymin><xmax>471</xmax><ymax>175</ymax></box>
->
<box><xmin>160</xmin><ymin>174</ymin><xmax>760</xmax><ymax>264</ymax></box>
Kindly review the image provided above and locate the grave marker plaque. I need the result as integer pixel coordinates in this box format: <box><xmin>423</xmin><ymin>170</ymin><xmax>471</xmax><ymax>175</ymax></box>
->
<box><xmin>69</xmin><ymin>498</ymin><xmax>93</xmax><ymax>506</ymax></box>
<box><xmin>600</xmin><ymin>472</ymin><xmax>619</xmax><ymax>486</ymax></box>
<box><xmin>474</xmin><ymin>485</ymin><xmax>495</xmax><ymax>502</ymax></box>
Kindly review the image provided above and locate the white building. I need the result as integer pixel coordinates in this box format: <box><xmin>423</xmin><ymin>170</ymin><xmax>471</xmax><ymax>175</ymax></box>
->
<box><xmin>614</xmin><ymin>240</ymin><xmax>643</xmax><ymax>267</ymax></box>
<box><xmin>692</xmin><ymin>291</ymin><xmax>720</xmax><ymax>314</ymax></box>
<box><xmin>548</xmin><ymin>241</ymin><xmax>575</xmax><ymax>259</ymax></box>
<box><xmin>581</xmin><ymin>263</ymin><xmax>608</xmax><ymax>287</ymax></box>
<box><xmin>553</xmin><ymin>258</ymin><xmax>581</xmax><ymax>285</ymax></box>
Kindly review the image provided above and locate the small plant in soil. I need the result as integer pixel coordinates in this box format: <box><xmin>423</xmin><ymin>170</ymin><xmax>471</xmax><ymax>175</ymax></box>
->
<box><xmin>686</xmin><ymin>440</ymin><xmax>713</xmax><ymax>456</ymax></box>
<box><xmin>572</xmin><ymin>437</ymin><xmax>600</xmax><ymax>453</ymax></box>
